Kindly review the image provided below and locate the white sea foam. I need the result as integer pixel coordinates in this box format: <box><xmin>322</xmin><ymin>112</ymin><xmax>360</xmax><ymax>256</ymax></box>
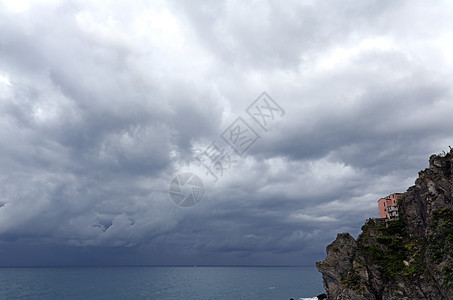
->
<box><xmin>299</xmin><ymin>297</ymin><xmax>318</xmax><ymax>300</ymax></box>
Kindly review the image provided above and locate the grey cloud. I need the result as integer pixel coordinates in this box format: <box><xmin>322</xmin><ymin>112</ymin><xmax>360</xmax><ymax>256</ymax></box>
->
<box><xmin>1</xmin><ymin>0</ymin><xmax>453</xmax><ymax>266</ymax></box>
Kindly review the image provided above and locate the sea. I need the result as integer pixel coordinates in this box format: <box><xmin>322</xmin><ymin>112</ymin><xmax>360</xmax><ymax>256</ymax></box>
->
<box><xmin>0</xmin><ymin>266</ymin><xmax>324</xmax><ymax>299</ymax></box>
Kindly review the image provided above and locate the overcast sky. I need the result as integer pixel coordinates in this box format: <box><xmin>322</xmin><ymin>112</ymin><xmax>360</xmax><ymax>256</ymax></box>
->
<box><xmin>1</xmin><ymin>0</ymin><xmax>453</xmax><ymax>266</ymax></box>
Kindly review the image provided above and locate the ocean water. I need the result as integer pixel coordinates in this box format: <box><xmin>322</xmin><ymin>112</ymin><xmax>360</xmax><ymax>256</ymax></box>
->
<box><xmin>0</xmin><ymin>266</ymin><xmax>323</xmax><ymax>299</ymax></box>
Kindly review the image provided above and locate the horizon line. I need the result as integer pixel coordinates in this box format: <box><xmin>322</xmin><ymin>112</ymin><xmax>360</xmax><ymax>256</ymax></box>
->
<box><xmin>0</xmin><ymin>264</ymin><xmax>316</xmax><ymax>268</ymax></box>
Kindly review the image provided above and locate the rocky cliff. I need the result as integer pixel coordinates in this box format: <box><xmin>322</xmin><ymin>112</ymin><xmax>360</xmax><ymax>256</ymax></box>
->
<box><xmin>316</xmin><ymin>149</ymin><xmax>453</xmax><ymax>300</ymax></box>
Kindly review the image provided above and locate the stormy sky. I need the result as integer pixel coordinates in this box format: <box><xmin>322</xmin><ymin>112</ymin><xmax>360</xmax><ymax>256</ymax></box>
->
<box><xmin>1</xmin><ymin>0</ymin><xmax>453</xmax><ymax>266</ymax></box>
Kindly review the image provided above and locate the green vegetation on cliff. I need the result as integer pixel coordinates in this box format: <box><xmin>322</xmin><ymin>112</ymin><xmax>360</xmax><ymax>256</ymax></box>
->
<box><xmin>359</xmin><ymin>218</ymin><xmax>410</xmax><ymax>281</ymax></box>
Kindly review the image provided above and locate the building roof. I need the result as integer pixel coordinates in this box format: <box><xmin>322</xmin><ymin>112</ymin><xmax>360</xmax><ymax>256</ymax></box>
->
<box><xmin>377</xmin><ymin>193</ymin><xmax>402</xmax><ymax>202</ymax></box>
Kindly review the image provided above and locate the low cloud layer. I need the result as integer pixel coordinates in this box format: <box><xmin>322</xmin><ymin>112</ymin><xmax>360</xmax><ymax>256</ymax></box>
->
<box><xmin>1</xmin><ymin>0</ymin><xmax>453</xmax><ymax>266</ymax></box>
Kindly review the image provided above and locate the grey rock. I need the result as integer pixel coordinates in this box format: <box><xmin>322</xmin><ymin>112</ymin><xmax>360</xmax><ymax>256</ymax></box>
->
<box><xmin>316</xmin><ymin>149</ymin><xmax>453</xmax><ymax>300</ymax></box>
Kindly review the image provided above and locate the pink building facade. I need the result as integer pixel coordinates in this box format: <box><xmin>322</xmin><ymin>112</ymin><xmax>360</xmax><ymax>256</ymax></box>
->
<box><xmin>378</xmin><ymin>193</ymin><xmax>401</xmax><ymax>219</ymax></box>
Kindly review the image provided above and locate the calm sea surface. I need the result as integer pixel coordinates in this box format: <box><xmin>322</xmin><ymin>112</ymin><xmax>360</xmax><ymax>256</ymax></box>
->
<box><xmin>0</xmin><ymin>266</ymin><xmax>323</xmax><ymax>299</ymax></box>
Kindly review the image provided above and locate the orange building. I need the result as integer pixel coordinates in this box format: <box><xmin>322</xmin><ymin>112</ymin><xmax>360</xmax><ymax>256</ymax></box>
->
<box><xmin>378</xmin><ymin>193</ymin><xmax>401</xmax><ymax>219</ymax></box>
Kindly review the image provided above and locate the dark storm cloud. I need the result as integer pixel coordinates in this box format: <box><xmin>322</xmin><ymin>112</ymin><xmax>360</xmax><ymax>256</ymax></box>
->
<box><xmin>255</xmin><ymin>52</ymin><xmax>453</xmax><ymax>171</ymax></box>
<box><xmin>1</xmin><ymin>0</ymin><xmax>453</xmax><ymax>266</ymax></box>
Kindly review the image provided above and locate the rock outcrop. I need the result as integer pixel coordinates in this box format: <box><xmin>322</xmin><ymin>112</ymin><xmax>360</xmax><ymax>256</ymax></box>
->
<box><xmin>316</xmin><ymin>149</ymin><xmax>453</xmax><ymax>300</ymax></box>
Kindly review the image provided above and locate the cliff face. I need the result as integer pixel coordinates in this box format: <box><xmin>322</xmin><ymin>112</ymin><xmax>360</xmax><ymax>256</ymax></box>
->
<box><xmin>316</xmin><ymin>149</ymin><xmax>453</xmax><ymax>300</ymax></box>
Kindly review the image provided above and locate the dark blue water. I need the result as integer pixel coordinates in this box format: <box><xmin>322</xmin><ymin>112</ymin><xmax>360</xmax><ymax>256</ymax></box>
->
<box><xmin>0</xmin><ymin>266</ymin><xmax>323</xmax><ymax>299</ymax></box>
